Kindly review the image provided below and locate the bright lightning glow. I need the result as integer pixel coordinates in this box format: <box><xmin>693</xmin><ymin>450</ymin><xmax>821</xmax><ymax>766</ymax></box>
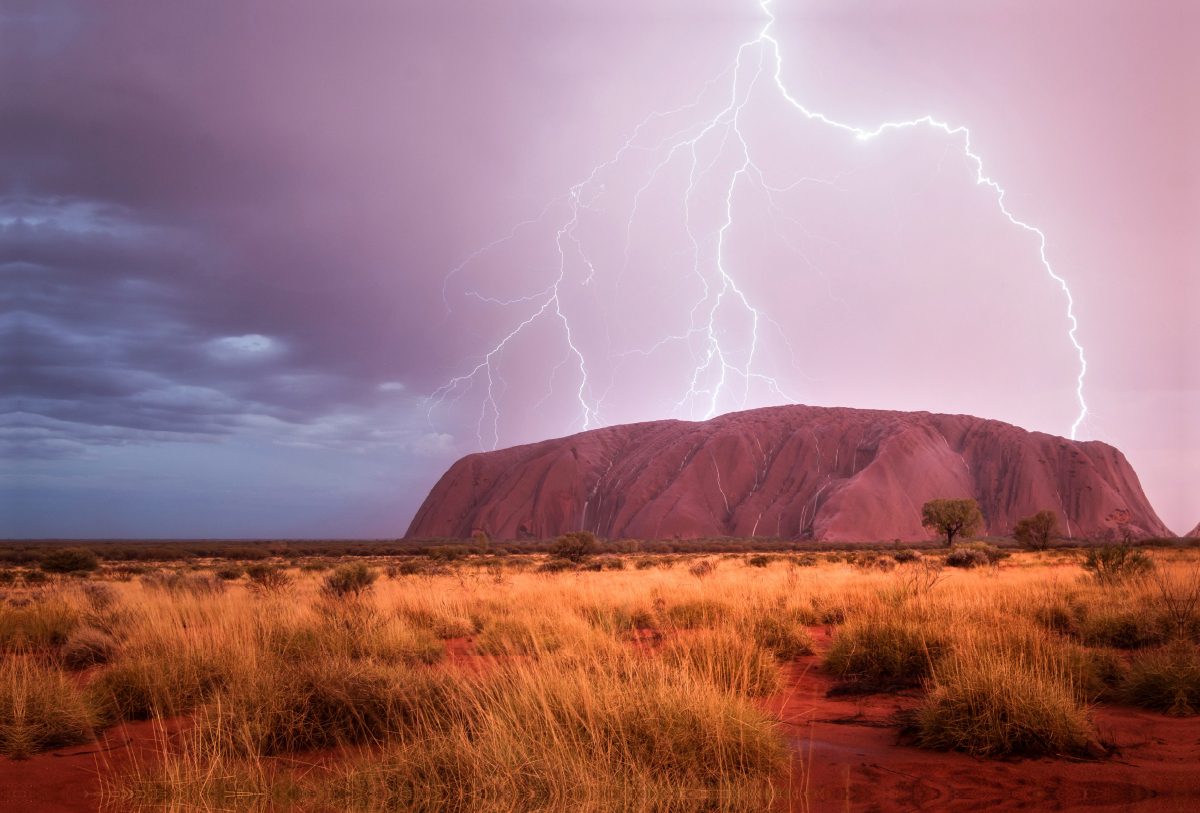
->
<box><xmin>426</xmin><ymin>0</ymin><xmax>1090</xmax><ymax>449</ymax></box>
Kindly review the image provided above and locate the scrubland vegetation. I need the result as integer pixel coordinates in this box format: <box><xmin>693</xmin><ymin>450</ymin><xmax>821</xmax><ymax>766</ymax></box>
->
<box><xmin>1</xmin><ymin>540</ymin><xmax>1199</xmax><ymax>811</ymax></box>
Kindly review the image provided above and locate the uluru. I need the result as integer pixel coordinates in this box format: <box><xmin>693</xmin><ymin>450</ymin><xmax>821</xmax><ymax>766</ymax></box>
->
<box><xmin>406</xmin><ymin>405</ymin><xmax>1170</xmax><ymax>544</ymax></box>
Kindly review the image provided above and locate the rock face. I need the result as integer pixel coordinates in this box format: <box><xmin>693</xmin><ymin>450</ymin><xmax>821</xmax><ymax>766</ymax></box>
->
<box><xmin>1187</xmin><ymin>522</ymin><xmax>1200</xmax><ymax>540</ymax></box>
<box><xmin>406</xmin><ymin>405</ymin><xmax>1171</xmax><ymax>543</ymax></box>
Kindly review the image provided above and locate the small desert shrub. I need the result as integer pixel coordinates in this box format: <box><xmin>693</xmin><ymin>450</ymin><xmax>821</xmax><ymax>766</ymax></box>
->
<box><xmin>246</xmin><ymin>564</ymin><xmax>291</xmax><ymax>592</ymax></box>
<box><xmin>746</xmin><ymin>555</ymin><xmax>773</xmax><ymax>568</ymax></box>
<box><xmin>0</xmin><ymin>658</ymin><xmax>97</xmax><ymax>758</ymax></box>
<box><xmin>661</xmin><ymin>598</ymin><xmax>731</xmax><ymax>630</ymax></box>
<box><xmin>1084</xmin><ymin>544</ymin><xmax>1154</xmax><ymax>584</ymax></box>
<box><xmin>475</xmin><ymin>618</ymin><xmax>561</xmax><ymax>656</ymax></box>
<box><xmin>427</xmin><ymin>545</ymin><xmax>469</xmax><ymax>562</ymax></box>
<box><xmin>793</xmin><ymin>553</ymin><xmax>819</xmax><ymax>567</ymax></box>
<box><xmin>916</xmin><ymin>644</ymin><xmax>1093</xmax><ymax>757</ymax></box>
<box><xmin>301</xmin><ymin>561</ymin><xmax>330</xmax><ymax>573</ymax></box>
<box><xmin>661</xmin><ymin>631</ymin><xmax>781</xmax><ymax>697</ymax></box>
<box><xmin>321</xmin><ymin>563</ymin><xmax>379</xmax><ymax>598</ymax></box>
<box><xmin>945</xmin><ymin>549</ymin><xmax>989</xmax><ymax>569</ymax></box>
<box><xmin>392</xmin><ymin>560</ymin><xmax>425</xmax><ymax>576</ymax></box>
<box><xmin>550</xmin><ymin>531</ymin><xmax>598</xmax><ymax>563</ymax></box>
<box><xmin>109</xmin><ymin>564</ymin><xmax>147</xmax><ymax>581</ymax></box>
<box><xmin>893</xmin><ymin>549</ymin><xmax>920</xmax><ymax>564</ymax></box>
<box><xmin>214</xmin><ymin>565</ymin><xmax>245</xmax><ymax>581</ymax></box>
<box><xmin>61</xmin><ymin>627</ymin><xmax>119</xmax><ymax>670</ymax></box>
<box><xmin>1124</xmin><ymin>642</ymin><xmax>1200</xmax><ymax>715</ymax></box>
<box><xmin>40</xmin><ymin>548</ymin><xmax>99</xmax><ymax>574</ymax></box>
<box><xmin>688</xmin><ymin>559</ymin><xmax>717</xmax><ymax>580</ymax></box>
<box><xmin>23</xmin><ymin>570</ymin><xmax>49</xmax><ymax>585</ymax></box>
<box><xmin>824</xmin><ymin>616</ymin><xmax>948</xmax><ymax>681</ymax></box>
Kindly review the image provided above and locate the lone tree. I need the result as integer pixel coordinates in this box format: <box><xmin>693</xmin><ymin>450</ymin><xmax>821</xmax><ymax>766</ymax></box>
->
<box><xmin>550</xmin><ymin>531</ymin><xmax>598</xmax><ymax>563</ymax></box>
<box><xmin>921</xmin><ymin>498</ymin><xmax>983</xmax><ymax>547</ymax></box>
<box><xmin>1013</xmin><ymin>510</ymin><xmax>1061</xmax><ymax>551</ymax></box>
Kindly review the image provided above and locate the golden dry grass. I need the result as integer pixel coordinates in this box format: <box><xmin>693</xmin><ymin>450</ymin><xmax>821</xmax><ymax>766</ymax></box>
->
<box><xmin>0</xmin><ymin>546</ymin><xmax>1198</xmax><ymax>810</ymax></box>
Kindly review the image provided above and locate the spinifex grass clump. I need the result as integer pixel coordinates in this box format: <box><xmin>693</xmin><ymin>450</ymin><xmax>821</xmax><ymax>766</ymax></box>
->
<box><xmin>661</xmin><ymin>631</ymin><xmax>782</xmax><ymax>697</ymax></box>
<box><xmin>1124</xmin><ymin>641</ymin><xmax>1200</xmax><ymax>715</ymax></box>
<box><xmin>736</xmin><ymin>610</ymin><xmax>815</xmax><ymax>660</ymax></box>
<box><xmin>0</xmin><ymin>600</ymin><xmax>80</xmax><ymax>651</ymax></box>
<box><xmin>824</xmin><ymin>612</ymin><xmax>948</xmax><ymax>681</ymax></box>
<box><xmin>0</xmin><ymin>657</ymin><xmax>97</xmax><ymax>758</ymax></box>
<box><xmin>86</xmin><ymin>645</ymin><xmax>231</xmax><ymax>722</ymax></box>
<box><xmin>916</xmin><ymin>631</ymin><xmax>1095</xmax><ymax>757</ymax></box>
<box><xmin>196</xmin><ymin>655</ymin><xmax>467</xmax><ymax>756</ymax></box>
<box><xmin>475</xmin><ymin>617</ymin><xmax>562</xmax><ymax>656</ymax></box>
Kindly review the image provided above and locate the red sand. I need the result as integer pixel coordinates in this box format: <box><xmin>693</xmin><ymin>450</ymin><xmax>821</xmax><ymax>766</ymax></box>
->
<box><xmin>1</xmin><ymin>718</ymin><xmax>190</xmax><ymax>813</ymax></box>
<box><xmin>7</xmin><ymin>633</ymin><xmax>1197</xmax><ymax>812</ymax></box>
<box><xmin>762</xmin><ymin>631</ymin><xmax>1200</xmax><ymax>811</ymax></box>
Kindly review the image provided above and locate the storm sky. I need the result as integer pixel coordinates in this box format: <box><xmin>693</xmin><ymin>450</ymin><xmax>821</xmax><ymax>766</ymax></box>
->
<box><xmin>3</xmin><ymin>0</ymin><xmax>1197</xmax><ymax>538</ymax></box>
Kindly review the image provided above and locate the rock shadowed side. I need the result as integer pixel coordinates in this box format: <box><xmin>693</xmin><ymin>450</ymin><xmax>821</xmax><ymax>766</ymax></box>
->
<box><xmin>405</xmin><ymin>405</ymin><xmax>1171</xmax><ymax>543</ymax></box>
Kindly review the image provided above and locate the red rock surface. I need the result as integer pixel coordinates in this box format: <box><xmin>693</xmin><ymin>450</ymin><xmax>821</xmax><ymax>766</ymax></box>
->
<box><xmin>1187</xmin><ymin>521</ymin><xmax>1200</xmax><ymax>539</ymax></box>
<box><xmin>407</xmin><ymin>405</ymin><xmax>1171</xmax><ymax>543</ymax></box>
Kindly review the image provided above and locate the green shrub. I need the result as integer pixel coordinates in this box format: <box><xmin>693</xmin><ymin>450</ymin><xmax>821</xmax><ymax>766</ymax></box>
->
<box><xmin>321</xmin><ymin>563</ymin><xmax>379</xmax><ymax>598</ymax></box>
<box><xmin>427</xmin><ymin>546</ymin><xmax>469</xmax><ymax>562</ymax></box>
<box><xmin>945</xmin><ymin>549</ymin><xmax>988</xmax><ymax>569</ymax></box>
<box><xmin>245</xmin><ymin>564</ymin><xmax>291</xmax><ymax>591</ymax></box>
<box><xmin>40</xmin><ymin>548</ymin><xmax>99</xmax><ymax>574</ymax></box>
<box><xmin>550</xmin><ymin>531</ymin><xmax>598</xmax><ymax>564</ymax></box>
<box><xmin>1083</xmin><ymin>544</ymin><xmax>1154</xmax><ymax>583</ymax></box>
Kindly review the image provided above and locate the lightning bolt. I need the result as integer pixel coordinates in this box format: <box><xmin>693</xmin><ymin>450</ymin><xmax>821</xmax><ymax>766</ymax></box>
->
<box><xmin>426</xmin><ymin>0</ymin><xmax>1090</xmax><ymax>450</ymax></box>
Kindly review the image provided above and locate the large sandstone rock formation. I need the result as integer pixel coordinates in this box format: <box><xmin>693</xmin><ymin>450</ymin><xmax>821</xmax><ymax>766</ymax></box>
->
<box><xmin>406</xmin><ymin>405</ymin><xmax>1170</xmax><ymax>543</ymax></box>
<box><xmin>1186</xmin><ymin>521</ymin><xmax>1200</xmax><ymax>540</ymax></box>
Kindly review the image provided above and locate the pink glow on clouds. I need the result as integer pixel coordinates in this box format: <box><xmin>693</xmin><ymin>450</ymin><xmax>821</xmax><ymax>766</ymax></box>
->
<box><xmin>3</xmin><ymin>0</ymin><xmax>1196</xmax><ymax>536</ymax></box>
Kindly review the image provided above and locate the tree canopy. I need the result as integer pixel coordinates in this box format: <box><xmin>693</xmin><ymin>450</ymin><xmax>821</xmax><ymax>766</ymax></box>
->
<box><xmin>1013</xmin><ymin>510</ymin><xmax>1061</xmax><ymax>551</ymax></box>
<box><xmin>921</xmin><ymin>498</ymin><xmax>983</xmax><ymax>547</ymax></box>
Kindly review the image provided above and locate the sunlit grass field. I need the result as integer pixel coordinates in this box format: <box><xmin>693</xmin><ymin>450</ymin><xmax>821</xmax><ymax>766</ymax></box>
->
<box><xmin>2</xmin><ymin>544</ymin><xmax>1199</xmax><ymax>812</ymax></box>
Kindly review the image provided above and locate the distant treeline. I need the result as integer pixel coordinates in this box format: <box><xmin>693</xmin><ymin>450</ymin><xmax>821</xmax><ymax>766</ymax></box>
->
<box><xmin>0</xmin><ymin>534</ymin><xmax>1194</xmax><ymax>565</ymax></box>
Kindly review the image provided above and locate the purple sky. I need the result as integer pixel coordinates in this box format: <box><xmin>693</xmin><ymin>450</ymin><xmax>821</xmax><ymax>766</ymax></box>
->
<box><xmin>4</xmin><ymin>0</ymin><xmax>1197</xmax><ymax>538</ymax></box>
